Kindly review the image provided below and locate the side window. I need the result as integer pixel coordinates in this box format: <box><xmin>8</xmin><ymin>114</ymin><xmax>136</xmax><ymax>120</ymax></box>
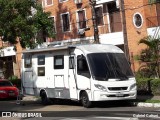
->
<box><xmin>77</xmin><ymin>55</ymin><xmax>90</xmax><ymax>78</ymax></box>
<box><xmin>38</xmin><ymin>55</ymin><xmax>45</xmax><ymax>65</ymax></box>
<box><xmin>37</xmin><ymin>55</ymin><xmax>45</xmax><ymax>76</ymax></box>
<box><xmin>24</xmin><ymin>54</ymin><xmax>32</xmax><ymax>68</ymax></box>
<box><xmin>54</xmin><ymin>55</ymin><xmax>64</xmax><ymax>69</ymax></box>
<box><xmin>38</xmin><ymin>67</ymin><xmax>45</xmax><ymax>76</ymax></box>
<box><xmin>69</xmin><ymin>56</ymin><xmax>74</xmax><ymax>69</ymax></box>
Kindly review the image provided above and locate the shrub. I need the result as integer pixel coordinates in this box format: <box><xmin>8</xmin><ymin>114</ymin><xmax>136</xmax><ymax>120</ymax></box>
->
<box><xmin>136</xmin><ymin>78</ymin><xmax>152</xmax><ymax>95</ymax></box>
<box><xmin>8</xmin><ymin>75</ymin><xmax>21</xmax><ymax>89</ymax></box>
<box><xmin>151</xmin><ymin>79</ymin><xmax>160</xmax><ymax>95</ymax></box>
<box><xmin>136</xmin><ymin>77</ymin><xmax>160</xmax><ymax>95</ymax></box>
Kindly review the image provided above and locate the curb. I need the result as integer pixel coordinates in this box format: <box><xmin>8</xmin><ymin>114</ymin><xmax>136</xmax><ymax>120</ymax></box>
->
<box><xmin>137</xmin><ymin>102</ymin><xmax>160</xmax><ymax>108</ymax></box>
<box><xmin>22</xmin><ymin>96</ymin><xmax>40</xmax><ymax>101</ymax></box>
<box><xmin>21</xmin><ymin>96</ymin><xmax>160</xmax><ymax>108</ymax></box>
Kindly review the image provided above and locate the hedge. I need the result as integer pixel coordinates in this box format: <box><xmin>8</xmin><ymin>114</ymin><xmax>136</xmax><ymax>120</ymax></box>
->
<box><xmin>136</xmin><ymin>78</ymin><xmax>160</xmax><ymax>95</ymax></box>
<box><xmin>9</xmin><ymin>78</ymin><xmax>21</xmax><ymax>89</ymax></box>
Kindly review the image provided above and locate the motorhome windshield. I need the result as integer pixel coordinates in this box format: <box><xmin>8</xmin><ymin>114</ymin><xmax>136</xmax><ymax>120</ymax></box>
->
<box><xmin>87</xmin><ymin>53</ymin><xmax>134</xmax><ymax>81</ymax></box>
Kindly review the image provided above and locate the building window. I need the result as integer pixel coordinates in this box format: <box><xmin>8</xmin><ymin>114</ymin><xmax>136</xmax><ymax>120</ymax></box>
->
<box><xmin>49</xmin><ymin>17</ymin><xmax>56</xmax><ymax>33</ymax></box>
<box><xmin>61</xmin><ymin>13</ymin><xmax>70</xmax><ymax>32</ymax></box>
<box><xmin>77</xmin><ymin>10</ymin><xmax>86</xmax><ymax>29</ymax></box>
<box><xmin>95</xmin><ymin>7</ymin><xmax>104</xmax><ymax>26</ymax></box>
<box><xmin>107</xmin><ymin>2</ymin><xmax>122</xmax><ymax>32</ymax></box>
<box><xmin>42</xmin><ymin>0</ymin><xmax>53</xmax><ymax>7</ymax></box>
<box><xmin>24</xmin><ymin>54</ymin><xmax>32</xmax><ymax>68</ymax></box>
<box><xmin>54</xmin><ymin>55</ymin><xmax>64</xmax><ymax>69</ymax></box>
<box><xmin>38</xmin><ymin>67</ymin><xmax>45</xmax><ymax>76</ymax></box>
<box><xmin>38</xmin><ymin>55</ymin><xmax>45</xmax><ymax>65</ymax></box>
<box><xmin>59</xmin><ymin>0</ymin><xmax>67</xmax><ymax>3</ymax></box>
<box><xmin>133</xmin><ymin>12</ymin><xmax>143</xmax><ymax>28</ymax></box>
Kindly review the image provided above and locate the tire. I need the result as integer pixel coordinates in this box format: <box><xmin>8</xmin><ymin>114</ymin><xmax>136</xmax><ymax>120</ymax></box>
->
<box><xmin>40</xmin><ymin>91</ymin><xmax>50</xmax><ymax>105</ymax></box>
<box><xmin>81</xmin><ymin>92</ymin><xmax>92</xmax><ymax>108</ymax></box>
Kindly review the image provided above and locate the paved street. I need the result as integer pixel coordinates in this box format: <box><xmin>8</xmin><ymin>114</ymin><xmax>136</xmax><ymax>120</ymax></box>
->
<box><xmin>0</xmin><ymin>97</ymin><xmax>160</xmax><ymax>120</ymax></box>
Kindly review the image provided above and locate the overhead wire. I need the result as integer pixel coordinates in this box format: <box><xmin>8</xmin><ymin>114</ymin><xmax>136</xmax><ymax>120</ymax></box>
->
<box><xmin>43</xmin><ymin>0</ymin><xmax>160</xmax><ymax>39</ymax></box>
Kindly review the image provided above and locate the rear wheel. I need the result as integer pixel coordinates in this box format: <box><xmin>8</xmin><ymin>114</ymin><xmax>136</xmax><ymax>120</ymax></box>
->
<box><xmin>40</xmin><ymin>91</ymin><xmax>50</xmax><ymax>105</ymax></box>
<box><xmin>81</xmin><ymin>92</ymin><xmax>92</xmax><ymax>108</ymax></box>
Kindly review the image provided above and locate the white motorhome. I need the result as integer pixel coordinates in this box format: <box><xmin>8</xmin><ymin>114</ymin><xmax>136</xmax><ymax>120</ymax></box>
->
<box><xmin>21</xmin><ymin>44</ymin><xmax>137</xmax><ymax>108</ymax></box>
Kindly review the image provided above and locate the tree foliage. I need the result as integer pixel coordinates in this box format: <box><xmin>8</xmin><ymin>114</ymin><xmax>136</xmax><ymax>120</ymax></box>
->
<box><xmin>148</xmin><ymin>0</ymin><xmax>160</xmax><ymax>4</ymax></box>
<box><xmin>0</xmin><ymin>0</ymin><xmax>55</xmax><ymax>48</ymax></box>
<box><xmin>138</xmin><ymin>36</ymin><xmax>160</xmax><ymax>78</ymax></box>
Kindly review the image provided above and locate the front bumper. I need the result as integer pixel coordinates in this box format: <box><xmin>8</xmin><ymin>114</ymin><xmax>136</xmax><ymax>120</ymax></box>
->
<box><xmin>92</xmin><ymin>90</ymin><xmax>137</xmax><ymax>101</ymax></box>
<box><xmin>0</xmin><ymin>93</ymin><xmax>18</xmax><ymax>99</ymax></box>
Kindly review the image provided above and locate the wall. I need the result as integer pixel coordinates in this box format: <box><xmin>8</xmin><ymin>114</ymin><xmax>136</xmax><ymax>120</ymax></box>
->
<box><xmin>43</xmin><ymin>0</ymin><xmax>94</xmax><ymax>42</ymax></box>
<box><xmin>123</xmin><ymin>0</ymin><xmax>158</xmax><ymax>72</ymax></box>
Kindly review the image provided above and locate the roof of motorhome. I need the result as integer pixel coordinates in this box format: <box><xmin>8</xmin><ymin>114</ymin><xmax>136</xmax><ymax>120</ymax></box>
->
<box><xmin>22</xmin><ymin>44</ymin><xmax>123</xmax><ymax>54</ymax></box>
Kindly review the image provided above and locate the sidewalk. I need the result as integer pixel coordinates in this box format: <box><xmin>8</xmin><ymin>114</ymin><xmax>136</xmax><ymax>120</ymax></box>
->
<box><xmin>136</xmin><ymin>95</ymin><xmax>160</xmax><ymax>108</ymax></box>
<box><xmin>21</xmin><ymin>95</ymin><xmax>160</xmax><ymax>108</ymax></box>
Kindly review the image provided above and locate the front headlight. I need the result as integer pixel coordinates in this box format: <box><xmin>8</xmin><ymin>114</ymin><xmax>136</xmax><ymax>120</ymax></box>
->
<box><xmin>0</xmin><ymin>90</ymin><xmax>7</xmax><ymax>93</ymax></box>
<box><xmin>94</xmin><ymin>84</ymin><xmax>107</xmax><ymax>91</ymax></box>
<box><xmin>130</xmin><ymin>83</ymin><xmax>137</xmax><ymax>90</ymax></box>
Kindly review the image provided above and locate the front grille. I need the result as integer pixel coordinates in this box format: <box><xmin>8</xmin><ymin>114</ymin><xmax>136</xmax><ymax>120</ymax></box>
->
<box><xmin>108</xmin><ymin>87</ymin><xmax>128</xmax><ymax>91</ymax></box>
<box><xmin>107</xmin><ymin>94</ymin><xmax>129</xmax><ymax>97</ymax></box>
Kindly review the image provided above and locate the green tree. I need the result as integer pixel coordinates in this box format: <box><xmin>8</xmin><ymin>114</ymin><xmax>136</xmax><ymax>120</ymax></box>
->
<box><xmin>0</xmin><ymin>0</ymin><xmax>55</xmax><ymax>49</ymax></box>
<box><xmin>148</xmin><ymin>0</ymin><xmax>160</xmax><ymax>4</ymax></box>
<box><xmin>138</xmin><ymin>36</ymin><xmax>160</xmax><ymax>78</ymax></box>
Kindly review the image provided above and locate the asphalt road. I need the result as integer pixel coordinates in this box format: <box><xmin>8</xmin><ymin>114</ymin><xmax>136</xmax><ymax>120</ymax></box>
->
<box><xmin>0</xmin><ymin>99</ymin><xmax>160</xmax><ymax>120</ymax></box>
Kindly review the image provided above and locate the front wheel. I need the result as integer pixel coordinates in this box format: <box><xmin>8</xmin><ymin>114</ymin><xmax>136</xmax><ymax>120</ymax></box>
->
<box><xmin>81</xmin><ymin>92</ymin><xmax>92</xmax><ymax>108</ymax></box>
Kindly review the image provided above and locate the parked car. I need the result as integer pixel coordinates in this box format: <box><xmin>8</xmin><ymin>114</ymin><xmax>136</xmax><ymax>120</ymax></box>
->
<box><xmin>0</xmin><ymin>79</ymin><xmax>19</xmax><ymax>99</ymax></box>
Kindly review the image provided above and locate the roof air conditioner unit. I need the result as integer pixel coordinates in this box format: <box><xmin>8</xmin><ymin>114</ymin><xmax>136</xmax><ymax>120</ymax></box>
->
<box><xmin>74</xmin><ymin>0</ymin><xmax>82</xmax><ymax>4</ymax></box>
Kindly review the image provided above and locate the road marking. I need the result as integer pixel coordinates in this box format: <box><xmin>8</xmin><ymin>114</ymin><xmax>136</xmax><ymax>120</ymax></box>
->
<box><xmin>94</xmin><ymin>117</ymin><xmax>138</xmax><ymax>120</ymax></box>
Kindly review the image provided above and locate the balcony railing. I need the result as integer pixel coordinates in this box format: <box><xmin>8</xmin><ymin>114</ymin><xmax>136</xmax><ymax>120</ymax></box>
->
<box><xmin>146</xmin><ymin>16</ymin><xmax>160</xmax><ymax>28</ymax></box>
<box><xmin>98</xmin><ymin>21</ymin><xmax>122</xmax><ymax>34</ymax></box>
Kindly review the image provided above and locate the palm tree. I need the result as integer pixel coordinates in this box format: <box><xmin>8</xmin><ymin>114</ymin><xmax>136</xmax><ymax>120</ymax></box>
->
<box><xmin>138</xmin><ymin>36</ymin><xmax>160</xmax><ymax>78</ymax></box>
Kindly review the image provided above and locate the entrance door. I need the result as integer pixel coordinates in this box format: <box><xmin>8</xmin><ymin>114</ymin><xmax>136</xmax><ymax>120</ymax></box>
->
<box><xmin>24</xmin><ymin>71</ymin><xmax>33</xmax><ymax>87</ymax></box>
<box><xmin>68</xmin><ymin>56</ymin><xmax>78</xmax><ymax>99</ymax></box>
<box><xmin>23</xmin><ymin>71</ymin><xmax>34</xmax><ymax>94</ymax></box>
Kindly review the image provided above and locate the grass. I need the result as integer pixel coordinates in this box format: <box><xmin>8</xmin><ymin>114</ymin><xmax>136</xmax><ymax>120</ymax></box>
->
<box><xmin>144</xmin><ymin>99</ymin><xmax>160</xmax><ymax>103</ymax></box>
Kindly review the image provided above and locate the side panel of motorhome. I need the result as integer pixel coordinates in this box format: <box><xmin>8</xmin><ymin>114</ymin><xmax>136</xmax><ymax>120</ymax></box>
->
<box><xmin>52</xmin><ymin>50</ymin><xmax>70</xmax><ymax>99</ymax></box>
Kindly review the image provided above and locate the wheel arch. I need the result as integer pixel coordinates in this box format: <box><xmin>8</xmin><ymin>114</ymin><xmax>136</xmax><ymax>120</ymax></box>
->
<box><xmin>79</xmin><ymin>90</ymin><xmax>86</xmax><ymax>100</ymax></box>
<box><xmin>40</xmin><ymin>89</ymin><xmax>48</xmax><ymax>97</ymax></box>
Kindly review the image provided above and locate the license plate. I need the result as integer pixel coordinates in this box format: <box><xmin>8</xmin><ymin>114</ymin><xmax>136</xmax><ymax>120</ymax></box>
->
<box><xmin>116</xmin><ymin>93</ymin><xmax>124</xmax><ymax>97</ymax></box>
<box><xmin>9</xmin><ymin>93</ymin><xmax>15</xmax><ymax>96</ymax></box>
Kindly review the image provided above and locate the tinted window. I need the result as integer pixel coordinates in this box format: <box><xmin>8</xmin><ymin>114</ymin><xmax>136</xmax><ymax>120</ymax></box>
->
<box><xmin>87</xmin><ymin>53</ymin><xmax>134</xmax><ymax>81</ymax></box>
<box><xmin>38</xmin><ymin>55</ymin><xmax>45</xmax><ymax>65</ymax></box>
<box><xmin>24</xmin><ymin>54</ymin><xmax>32</xmax><ymax>68</ymax></box>
<box><xmin>38</xmin><ymin>67</ymin><xmax>45</xmax><ymax>76</ymax></box>
<box><xmin>69</xmin><ymin>57</ymin><xmax>74</xmax><ymax>69</ymax></box>
<box><xmin>0</xmin><ymin>81</ymin><xmax>13</xmax><ymax>87</ymax></box>
<box><xmin>77</xmin><ymin>55</ymin><xmax>90</xmax><ymax>78</ymax></box>
<box><xmin>54</xmin><ymin>55</ymin><xmax>64</xmax><ymax>69</ymax></box>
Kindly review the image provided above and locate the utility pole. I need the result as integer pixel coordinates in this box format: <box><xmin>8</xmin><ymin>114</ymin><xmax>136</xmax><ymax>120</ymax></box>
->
<box><xmin>89</xmin><ymin>0</ymin><xmax>100</xmax><ymax>44</ymax></box>
<box><xmin>120</xmin><ymin>0</ymin><xmax>130</xmax><ymax>61</ymax></box>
